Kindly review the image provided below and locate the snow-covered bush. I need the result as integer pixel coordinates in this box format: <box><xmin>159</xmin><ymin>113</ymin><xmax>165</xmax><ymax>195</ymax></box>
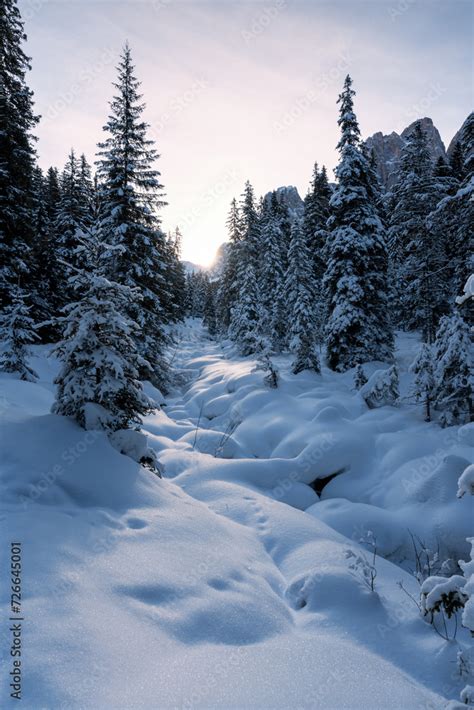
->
<box><xmin>353</xmin><ymin>364</ymin><xmax>367</xmax><ymax>390</ymax></box>
<box><xmin>460</xmin><ymin>538</ymin><xmax>474</xmax><ymax>637</ymax></box>
<box><xmin>420</xmin><ymin>575</ymin><xmax>467</xmax><ymax>620</ymax></box>
<box><xmin>0</xmin><ymin>287</ymin><xmax>39</xmax><ymax>381</ymax></box>
<box><xmin>257</xmin><ymin>351</ymin><xmax>279</xmax><ymax>388</ymax></box>
<box><xmin>109</xmin><ymin>429</ymin><xmax>161</xmax><ymax>476</ymax></box>
<box><xmin>458</xmin><ymin>464</ymin><xmax>474</xmax><ymax>498</ymax></box>
<box><xmin>360</xmin><ymin>365</ymin><xmax>399</xmax><ymax>409</ymax></box>
<box><xmin>345</xmin><ymin>531</ymin><xmax>378</xmax><ymax>592</ymax></box>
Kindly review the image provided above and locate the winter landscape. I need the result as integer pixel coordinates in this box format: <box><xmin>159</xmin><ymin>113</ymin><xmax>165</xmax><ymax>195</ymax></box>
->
<box><xmin>1</xmin><ymin>1</ymin><xmax>473</xmax><ymax>708</ymax></box>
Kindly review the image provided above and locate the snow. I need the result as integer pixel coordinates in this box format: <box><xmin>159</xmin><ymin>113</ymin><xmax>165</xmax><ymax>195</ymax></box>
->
<box><xmin>458</xmin><ymin>463</ymin><xmax>474</xmax><ymax>498</ymax></box>
<box><xmin>1</xmin><ymin>320</ymin><xmax>472</xmax><ymax>708</ymax></box>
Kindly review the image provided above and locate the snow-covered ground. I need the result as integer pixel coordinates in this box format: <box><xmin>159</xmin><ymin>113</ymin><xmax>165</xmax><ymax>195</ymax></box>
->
<box><xmin>1</xmin><ymin>319</ymin><xmax>472</xmax><ymax>709</ymax></box>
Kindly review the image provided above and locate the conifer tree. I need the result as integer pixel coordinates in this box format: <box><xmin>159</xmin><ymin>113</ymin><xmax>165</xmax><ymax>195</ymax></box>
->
<box><xmin>229</xmin><ymin>247</ymin><xmax>265</xmax><ymax>356</ymax></box>
<box><xmin>0</xmin><ymin>0</ymin><xmax>39</xmax><ymax>308</ymax></box>
<box><xmin>285</xmin><ymin>219</ymin><xmax>320</xmax><ymax>374</ymax></box>
<box><xmin>259</xmin><ymin>194</ymin><xmax>287</xmax><ymax>349</ymax></box>
<box><xmin>323</xmin><ymin>75</ymin><xmax>393</xmax><ymax>371</ymax></box>
<box><xmin>53</xmin><ymin>225</ymin><xmax>153</xmax><ymax>431</ymax></box>
<box><xmin>410</xmin><ymin>343</ymin><xmax>435</xmax><ymax>421</ymax></box>
<box><xmin>239</xmin><ymin>181</ymin><xmax>261</xmax><ymax>270</ymax></box>
<box><xmin>0</xmin><ymin>285</ymin><xmax>38</xmax><ymax>381</ymax></box>
<box><xmin>203</xmin><ymin>279</ymin><xmax>218</xmax><ymax>336</ymax></box>
<box><xmin>303</xmin><ymin>164</ymin><xmax>331</xmax><ymax>284</ymax></box>
<box><xmin>429</xmin><ymin>113</ymin><xmax>474</xmax><ymax>311</ymax></box>
<box><xmin>432</xmin><ymin>312</ymin><xmax>473</xmax><ymax>427</ymax></box>
<box><xmin>216</xmin><ymin>198</ymin><xmax>242</xmax><ymax>331</ymax></box>
<box><xmin>449</xmin><ymin>141</ymin><xmax>465</xmax><ymax>182</ymax></box>
<box><xmin>388</xmin><ymin>122</ymin><xmax>448</xmax><ymax>342</ymax></box>
<box><xmin>96</xmin><ymin>44</ymin><xmax>169</xmax><ymax>390</ymax></box>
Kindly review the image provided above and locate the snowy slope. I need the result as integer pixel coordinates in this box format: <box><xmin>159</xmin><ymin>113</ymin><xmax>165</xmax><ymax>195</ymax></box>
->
<box><xmin>1</xmin><ymin>321</ymin><xmax>472</xmax><ymax>709</ymax></box>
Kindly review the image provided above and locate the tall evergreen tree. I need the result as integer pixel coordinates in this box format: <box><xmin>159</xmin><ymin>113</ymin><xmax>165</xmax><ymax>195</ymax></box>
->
<box><xmin>285</xmin><ymin>219</ymin><xmax>320</xmax><ymax>374</ymax></box>
<box><xmin>449</xmin><ymin>140</ymin><xmax>465</xmax><ymax>182</ymax></box>
<box><xmin>216</xmin><ymin>198</ymin><xmax>242</xmax><ymax>330</ymax></box>
<box><xmin>96</xmin><ymin>44</ymin><xmax>169</xmax><ymax>390</ymax></box>
<box><xmin>259</xmin><ymin>194</ymin><xmax>287</xmax><ymax>349</ymax></box>
<box><xmin>0</xmin><ymin>284</ymin><xmax>38</xmax><ymax>381</ymax></box>
<box><xmin>0</xmin><ymin>0</ymin><xmax>39</xmax><ymax>307</ymax></box>
<box><xmin>53</xmin><ymin>224</ymin><xmax>153</xmax><ymax>432</ymax></box>
<box><xmin>229</xmin><ymin>246</ymin><xmax>265</xmax><ymax>356</ymax></box>
<box><xmin>432</xmin><ymin>312</ymin><xmax>473</xmax><ymax>427</ymax></box>
<box><xmin>323</xmin><ymin>75</ymin><xmax>393</xmax><ymax>371</ymax></box>
<box><xmin>239</xmin><ymin>180</ymin><xmax>261</xmax><ymax>270</ymax></box>
<box><xmin>388</xmin><ymin>122</ymin><xmax>448</xmax><ymax>342</ymax></box>
<box><xmin>428</xmin><ymin>113</ymin><xmax>474</xmax><ymax>316</ymax></box>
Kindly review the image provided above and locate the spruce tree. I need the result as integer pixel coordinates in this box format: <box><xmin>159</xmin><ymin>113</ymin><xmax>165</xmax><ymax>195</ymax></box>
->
<box><xmin>429</xmin><ymin>113</ymin><xmax>473</xmax><ymax>313</ymax></box>
<box><xmin>449</xmin><ymin>141</ymin><xmax>465</xmax><ymax>182</ymax></box>
<box><xmin>53</xmin><ymin>224</ymin><xmax>153</xmax><ymax>432</ymax></box>
<box><xmin>323</xmin><ymin>75</ymin><xmax>393</xmax><ymax>371</ymax></box>
<box><xmin>259</xmin><ymin>194</ymin><xmax>287</xmax><ymax>349</ymax></box>
<box><xmin>229</xmin><ymin>246</ymin><xmax>265</xmax><ymax>356</ymax></box>
<box><xmin>388</xmin><ymin>122</ymin><xmax>448</xmax><ymax>342</ymax></box>
<box><xmin>0</xmin><ymin>285</ymin><xmax>38</xmax><ymax>381</ymax></box>
<box><xmin>0</xmin><ymin>0</ymin><xmax>39</xmax><ymax>307</ymax></box>
<box><xmin>239</xmin><ymin>181</ymin><xmax>261</xmax><ymax>271</ymax></box>
<box><xmin>96</xmin><ymin>44</ymin><xmax>169</xmax><ymax>391</ymax></box>
<box><xmin>216</xmin><ymin>198</ymin><xmax>242</xmax><ymax>331</ymax></box>
<box><xmin>410</xmin><ymin>343</ymin><xmax>435</xmax><ymax>421</ymax></box>
<box><xmin>285</xmin><ymin>219</ymin><xmax>320</xmax><ymax>374</ymax></box>
<box><xmin>432</xmin><ymin>312</ymin><xmax>473</xmax><ymax>427</ymax></box>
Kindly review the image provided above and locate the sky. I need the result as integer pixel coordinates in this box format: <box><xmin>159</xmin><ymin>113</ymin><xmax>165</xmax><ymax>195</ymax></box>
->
<box><xmin>21</xmin><ymin>0</ymin><xmax>473</xmax><ymax>266</ymax></box>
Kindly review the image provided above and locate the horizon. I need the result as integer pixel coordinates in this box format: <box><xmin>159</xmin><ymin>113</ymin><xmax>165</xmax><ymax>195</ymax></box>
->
<box><xmin>22</xmin><ymin>0</ymin><xmax>473</xmax><ymax>265</ymax></box>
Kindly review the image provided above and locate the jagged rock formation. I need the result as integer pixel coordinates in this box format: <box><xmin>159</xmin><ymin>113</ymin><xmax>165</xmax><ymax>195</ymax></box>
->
<box><xmin>365</xmin><ymin>117</ymin><xmax>446</xmax><ymax>188</ymax></box>
<box><xmin>263</xmin><ymin>185</ymin><xmax>305</xmax><ymax>219</ymax></box>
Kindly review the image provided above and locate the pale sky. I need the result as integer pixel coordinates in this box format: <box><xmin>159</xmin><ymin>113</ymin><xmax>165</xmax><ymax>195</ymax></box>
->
<box><xmin>21</xmin><ymin>0</ymin><xmax>473</xmax><ymax>265</ymax></box>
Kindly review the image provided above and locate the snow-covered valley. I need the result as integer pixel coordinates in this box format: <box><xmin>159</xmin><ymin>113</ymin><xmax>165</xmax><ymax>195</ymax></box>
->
<box><xmin>1</xmin><ymin>319</ymin><xmax>472</xmax><ymax>709</ymax></box>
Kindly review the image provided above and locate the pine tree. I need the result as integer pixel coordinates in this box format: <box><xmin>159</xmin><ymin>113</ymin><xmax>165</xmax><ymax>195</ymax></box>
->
<box><xmin>429</xmin><ymin>113</ymin><xmax>474</xmax><ymax>313</ymax></box>
<box><xmin>0</xmin><ymin>285</ymin><xmax>38</xmax><ymax>381</ymax></box>
<box><xmin>259</xmin><ymin>194</ymin><xmax>287</xmax><ymax>349</ymax></box>
<box><xmin>388</xmin><ymin>122</ymin><xmax>448</xmax><ymax>342</ymax></box>
<box><xmin>229</xmin><ymin>247</ymin><xmax>266</xmax><ymax>356</ymax></box>
<box><xmin>410</xmin><ymin>343</ymin><xmax>435</xmax><ymax>421</ymax></box>
<box><xmin>96</xmin><ymin>44</ymin><xmax>169</xmax><ymax>390</ymax></box>
<box><xmin>449</xmin><ymin>141</ymin><xmax>465</xmax><ymax>182</ymax></box>
<box><xmin>53</xmin><ymin>225</ymin><xmax>153</xmax><ymax>432</ymax></box>
<box><xmin>216</xmin><ymin>198</ymin><xmax>243</xmax><ymax>331</ymax></box>
<box><xmin>165</xmin><ymin>227</ymin><xmax>186</xmax><ymax>321</ymax></box>
<box><xmin>0</xmin><ymin>0</ymin><xmax>39</xmax><ymax>308</ymax></box>
<box><xmin>432</xmin><ymin>312</ymin><xmax>473</xmax><ymax>427</ymax></box>
<box><xmin>361</xmin><ymin>365</ymin><xmax>399</xmax><ymax>409</ymax></box>
<box><xmin>239</xmin><ymin>181</ymin><xmax>261</xmax><ymax>270</ymax></box>
<box><xmin>203</xmin><ymin>279</ymin><xmax>218</xmax><ymax>336</ymax></box>
<box><xmin>323</xmin><ymin>75</ymin><xmax>393</xmax><ymax>371</ymax></box>
<box><xmin>285</xmin><ymin>219</ymin><xmax>320</xmax><ymax>374</ymax></box>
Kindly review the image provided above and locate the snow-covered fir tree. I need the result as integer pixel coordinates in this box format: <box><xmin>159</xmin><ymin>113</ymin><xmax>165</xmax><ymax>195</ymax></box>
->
<box><xmin>428</xmin><ymin>112</ymin><xmax>474</xmax><ymax>314</ymax></box>
<box><xmin>410</xmin><ymin>343</ymin><xmax>435</xmax><ymax>421</ymax></box>
<box><xmin>259</xmin><ymin>194</ymin><xmax>287</xmax><ymax>349</ymax></box>
<box><xmin>0</xmin><ymin>285</ymin><xmax>38</xmax><ymax>381</ymax></box>
<box><xmin>360</xmin><ymin>365</ymin><xmax>399</xmax><ymax>409</ymax></box>
<box><xmin>53</xmin><ymin>224</ymin><xmax>153</xmax><ymax>432</ymax></box>
<box><xmin>303</xmin><ymin>163</ymin><xmax>331</xmax><ymax>285</ymax></box>
<box><xmin>432</xmin><ymin>312</ymin><xmax>473</xmax><ymax>427</ymax></box>
<box><xmin>0</xmin><ymin>0</ymin><xmax>39</xmax><ymax>308</ymax></box>
<box><xmin>449</xmin><ymin>140</ymin><xmax>465</xmax><ymax>182</ymax></box>
<box><xmin>285</xmin><ymin>219</ymin><xmax>320</xmax><ymax>374</ymax></box>
<box><xmin>216</xmin><ymin>198</ymin><xmax>243</xmax><ymax>331</ymax></box>
<box><xmin>388</xmin><ymin>122</ymin><xmax>449</xmax><ymax>342</ymax></box>
<box><xmin>165</xmin><ymin>227</ymin><xmax>187</xmax><ymax>321</ymax></box>
<box><xmin>203</xmin><ymin>279</ymin><xmax>218</xmax><ymax>337</ymax></box>
<box><xmin>229</xmin><ymin>246</ymin><xmax>266</xmax><ymax>356</ymax></box>
<box><xmin>96</xmin><ymin>44</ymin><xmax>169</xmax><ymax>391</ymax></box>
<box><xmin>239</xmin><ymin>181</ymin><xmax>261</xmax><ymax>271</ymax></box>
<box><xmin>323</xmin><ymin>75</ymin><xmax>393</xmax><ymax>371</ymax></box>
